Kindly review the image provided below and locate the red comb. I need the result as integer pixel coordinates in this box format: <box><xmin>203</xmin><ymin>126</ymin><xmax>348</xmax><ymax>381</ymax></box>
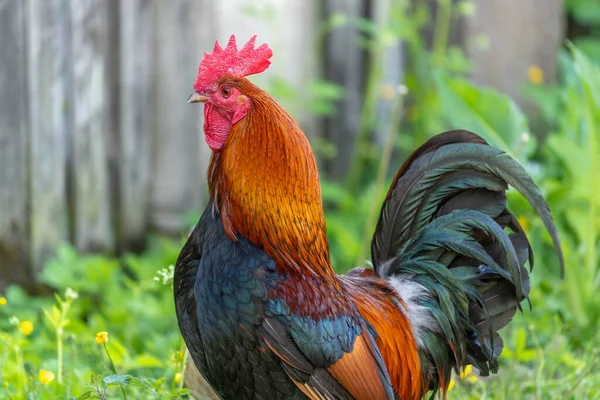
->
<box><xmin>194</xmin><ymin>35</ymin><xmax>273</xmax><ymax>92</ymax></box>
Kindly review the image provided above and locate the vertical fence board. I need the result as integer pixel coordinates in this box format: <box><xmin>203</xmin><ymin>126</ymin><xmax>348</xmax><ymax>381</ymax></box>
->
<box><xmin>323</xmin><ymin>0</ymin><xmax>367</xmax><ymax>181</ymax></box>
<box><xmin>211</xmin><ymin>0</ymin><xmax>320</xmax><ymax>138</ymax></box>
<box><xmin>372</xmin><ymin>0</ymin><xmax>404</xmax><ymax>146</ymax></box>
<box><xmin>69</xmin><ymin>0</ymin><xmax>114</xmax><ymax>251</ymax></box>
<box><xmin>464</xmin><ymin>0</ymin><xmax>564</xmax><ymax>115</ymax></box>
<box><xmin>193</xmin><ymin>0</ymin><xmax>218</xmax><ymax>212</ymax></box>
<box><xmin>0</xmin><ymin>0</ymin><xmax>30</xmax><ymax>287</ymax></box>
<box><xmin>268</xmin><ymin>1</ymin><xmax>320</xmax><ymax>138</ymax></box>
<box><xmin>118</xmin><ymin>0</ymin><xmax>152</xmax><ymax>249</ymax></box>
<box><xmin>150</xmin><ymin>0</ymin><xmax>206</xmax><ymax>233</ymax></box>
<box><xmin>26</xmin><ymin>0</ymin><xmax>70</xmax><ymax>273</ymax></box>
<box><xmin>0</xmin><ymin>0</ymin><xmax>568</xmax><ymax>285</ymax></box>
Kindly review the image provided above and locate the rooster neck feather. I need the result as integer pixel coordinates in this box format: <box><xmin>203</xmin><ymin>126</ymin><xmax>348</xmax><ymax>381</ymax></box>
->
<box><xmin>208</xmin><ymin>77</ymin><xmax>338</xmax><ymax>289</ymax></box>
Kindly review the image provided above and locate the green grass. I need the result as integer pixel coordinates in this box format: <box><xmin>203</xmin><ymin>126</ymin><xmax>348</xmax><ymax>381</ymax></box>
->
<box><xmin>447</xmin><ymin>290</ymin><xmax>600</xmax><ymax>399</ymax></box>
<box><xmin>0</xmin><ymin>239</ymin><xmax>189</xmax><ymax>399</ymax></box>
<box><xmin>0</xmin><ymin>236</ymin><xmax>598</xmax><ymax>399</ymax></box>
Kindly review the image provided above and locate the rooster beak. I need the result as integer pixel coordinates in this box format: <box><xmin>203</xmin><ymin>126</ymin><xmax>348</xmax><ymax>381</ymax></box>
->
<box><xmin>187</xmin><ymin>92</ymin><xmax>209</xmax><ymax>104</ymax></box>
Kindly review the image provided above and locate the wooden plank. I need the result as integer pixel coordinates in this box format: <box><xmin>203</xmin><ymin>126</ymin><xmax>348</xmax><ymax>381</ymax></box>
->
<box><xmin>184</xmin><ymin>353</ymin><xmax>218</xmax><ymax>399</ymax></box>
<box><xmin>420</xmin><ymin>0</ymin><xmax>467</xmax><ymax>50</ymax></box>
<box><xmin>210</xmin><ymin>0</ymin><xmax>320</xmax><ymax>137</ymax></box>
<box><xmin>69</xmin><ymin>0</ymin><xmax>115</xmax><ymax>251</ymax></box>
<box><xmin>371</xmin><ymin>0</ymin><xmax>404</xmax><ymax>146</ymax></box>
<box><xmin>26</xmin><ymin>0</ymin><xmax>70</xmax><ymax>274</ymax></box>
<box><xmin>117</xmin><ymin>0</ymin><xmax>152</xmax><ymax>250</ymax></box>
<box><xmin>149</xmin><ymin>0</ymin><xmax>207</xmax><ymax>233</ymax></box>
<box><xmin>191</xmin><ymin>1</ymin><xmax>216</xmax><ymax>209</ymax></box>
<box><xmin>323</xmin><ymin>0</ymin><xmax>367</xmax><ymax>181</ymax></box>
<box><xmin>464</xmin><ymin>0</ymin><xmax>563</xmax><ymax>114</ymax></box>
<box><xmin>0</xmin><ymin>0</ymin><xmax>31</xmax><ymax>288</ymax></box>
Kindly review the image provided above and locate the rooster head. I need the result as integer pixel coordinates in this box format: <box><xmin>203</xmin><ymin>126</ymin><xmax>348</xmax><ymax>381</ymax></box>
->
<box><xmin>188</xmin><ymin>35</ymin><xmax>273</xmax><ymax>151</ymax></box>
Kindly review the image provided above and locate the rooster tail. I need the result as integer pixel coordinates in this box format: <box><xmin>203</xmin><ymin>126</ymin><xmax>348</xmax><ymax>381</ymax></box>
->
<box><xmin>371</xmin><ymin>130</ymin><xmax>563</xmax><ymax>393</ymax></box>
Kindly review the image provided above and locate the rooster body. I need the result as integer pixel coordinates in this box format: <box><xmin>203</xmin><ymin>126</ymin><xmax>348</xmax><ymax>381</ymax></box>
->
<box><xmin>174</xmin><ymin>36</ymin><xmax>562</xmax><ymax>400</ymax></box>
<box><xmin>177</xmin><ymin>200</ymin><xmax>397</xmax><ymax>399</ymax></box>
<box><xmin>176</xmin><ymin>200</ymin><xmax>305</xmax><ymax>398</ymax></box>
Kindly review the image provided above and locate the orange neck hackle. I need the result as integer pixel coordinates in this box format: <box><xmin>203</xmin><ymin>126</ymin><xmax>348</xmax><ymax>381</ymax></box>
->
<box><xmin>207</xmin><ymin>77</ymin><xmax>337</xmax><ymax>287</ymax></box>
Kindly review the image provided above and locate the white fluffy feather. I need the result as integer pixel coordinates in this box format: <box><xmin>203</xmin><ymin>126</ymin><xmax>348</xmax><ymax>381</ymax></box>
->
<box><xmin>387</xmin><ymin>274</ymin><xmax>439</xmax><ymax>349</ymax></box>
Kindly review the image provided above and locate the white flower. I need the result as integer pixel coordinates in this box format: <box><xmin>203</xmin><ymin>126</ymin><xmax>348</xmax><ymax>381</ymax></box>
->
<box><xmin>154</xmin><ymin>265</ymin><xmax>175</xmax><ymax>286</ymax></box>
<box><xmin>65</xmin><ymin>287</ymin><xmax>79</xmax><ymax>301</ymax></box>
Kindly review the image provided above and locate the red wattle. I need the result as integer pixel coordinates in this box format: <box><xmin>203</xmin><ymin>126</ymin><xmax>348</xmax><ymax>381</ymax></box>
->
<box><xmin>203</xmin><ymin>103</ymin><xmax>231</xmax><ymax>152</ymax></box>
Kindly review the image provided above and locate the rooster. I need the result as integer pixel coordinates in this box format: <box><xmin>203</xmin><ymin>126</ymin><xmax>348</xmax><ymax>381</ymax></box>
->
<box><xmin>174</xmin><ymin>35</ymin><xmax>563</xmax><ymax>400</ymax></box>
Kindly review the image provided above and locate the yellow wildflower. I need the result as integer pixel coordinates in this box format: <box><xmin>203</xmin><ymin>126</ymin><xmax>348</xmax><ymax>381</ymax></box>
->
<box><xmin>447</xmin><ymin>379</ymin><xmax>455</xmax><ymax>391</ymax></box>
<box><xmin>174</xmin><ymin>372</ymin><xmax>183</xmax><ymax>383</ymax></box>
<box><xmin>0</xmin><ymin>297</ymin><xmax>6</xmax><ymax>306</ymax></box>
<box><xmin>95</xmin><ymin>331</ymin><xmax>109</xmax><ymax>344</ymax></box>
<box><xmin>172</xmin><ymin>350</ymin><xmax>184</xmax><ymax>364</ymax></box>
<box><xmin>459</xmin><ymin>364</ymin><xmax>472</xmax><ymax>379</ymax></box>
<box><xmin>39</xmin><ymin>369</ymin><xmax>55</xmax><ymax>384</ymax></box>
<box><xmin>518</xmin><ymin>215</ymin><xmax>529</xmax><ymax>232</ymax></box>
<box><xmin>459</xmin><ymin>364</ymin><xmax>479</xmax><ymax>384</ymax></box>
<box><xmin>527</xmin><ymin>66</ymin><xmax>544</xmax><ymax>85</ymax></box>
<box><xmin>20</xmin><ymin>320</ymin><xmax>34</xmax><ymax>336</ymax></box>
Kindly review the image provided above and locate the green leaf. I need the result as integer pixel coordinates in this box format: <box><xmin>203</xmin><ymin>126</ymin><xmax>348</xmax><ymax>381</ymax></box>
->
<box><xmin>435</xmin><ymin>71</ymin><xmax>534</xmax><ymax>161</ymax></box>
<box><xmin>514</xmin><ymin>327</ymin><xmax>527</xmax><ymax>352</ymax></box>
<box><xmin>130</xmin><ymin>354</ymin><xmax>164</xmax><ymax>368</ymax></box>
<box><xmin>170</xmin><ymin>388</ymin><xmax>193</xmax><ymax>397</ymax></box>
<box><xmin>90</xmin><ymin>372</ymin><xmax>103</xmax><ymax>386</ymax></box>
<box><xmin>267</xmin><ymin>76</ymin><xmax>296</xmax><ymax>102</ymax></box>
<box><xmin>103</xmin><ymin>374</ymin><xmax>159</xmax><ymax>394</ymax></box>
<box><xmin>518</xmin><ymin>349</ymin><xmax>538</xmax><ymax>362</ymax></box>
<box><xmin>306</xmin><ymin>80</ymin><xmax>345</xmax><ymax>116</ymax></box>
<box><xmin>103</xmin><ymin>374</ymin><xmax>133</xmax><ymax>385</ymax></box>
<box><xmin>521</xmin><ymin>84</ymin><xmax>561</xmax><ymax>124</ymax></box>
<box><xmin>539</xmin><ymin>44</ymin><xmax>600</xmax><ymax>344</ymax></box>
<box><xmin>572</xmin><ymin>38</ymin><xmax>600</xmax><ymax>65</ymax></box>
<box><xmin>567</xmin><ymin>0</ymin><xmax>600</xmax><ymax>25</ymax></box>
<box><xmin>151</xmin><ymin>377</ymin><xmax>166</xmax><ymax>390</ymax></box>
<box><xmin>104</xmin><ymin>339</ymin><xmax>130</xmax><ymax>366</ymax></box>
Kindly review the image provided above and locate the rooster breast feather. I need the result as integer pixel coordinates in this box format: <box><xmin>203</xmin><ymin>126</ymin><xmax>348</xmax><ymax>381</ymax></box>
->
<box><xmin>369</xmin><ymin>130</ymin><xmax>563</xmax><ymax>393</ymax></box>
<box><xmin>175</xmin><ymin>201</ymin><xmax>395</xmax><ymax>399</ymax></box>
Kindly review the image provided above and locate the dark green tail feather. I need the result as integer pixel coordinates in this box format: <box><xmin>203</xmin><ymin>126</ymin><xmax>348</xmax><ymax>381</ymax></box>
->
<box><xmin>371</xmin><ymin>130</ymin><xmax>563</xmax><ymax>394</ymax></box>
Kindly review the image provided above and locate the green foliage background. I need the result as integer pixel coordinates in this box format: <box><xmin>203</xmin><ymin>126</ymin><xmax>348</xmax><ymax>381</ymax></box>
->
<box><xmin>2</xmin><ymin>1</ymin><xmax>600</xmax><ymax>399</ymax></box>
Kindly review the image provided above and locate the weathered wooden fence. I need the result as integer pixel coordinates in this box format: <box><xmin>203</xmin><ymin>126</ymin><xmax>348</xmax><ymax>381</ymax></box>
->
<box><xmin>0</xmin><ymin>0</ymin><xmax>320</xmax><ymax>289</ymax></box>
<box><xmin>0</xmin><ymin>0</ymin><xmax>562</xmax><ymax>290</ymax></box>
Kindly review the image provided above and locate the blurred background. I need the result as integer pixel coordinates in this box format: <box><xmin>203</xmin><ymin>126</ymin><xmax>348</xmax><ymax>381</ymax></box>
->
<box><xmin>1</xmin><ymin>0</ymin><xmax>599</xmax><ymax>399</ymax></box>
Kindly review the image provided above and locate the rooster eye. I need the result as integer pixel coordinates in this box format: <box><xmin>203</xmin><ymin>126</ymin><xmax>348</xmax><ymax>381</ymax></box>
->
<box><xmin>220</xmin><ymin>86</ymin><xmax>232</xmax><ymax>97</ymax></box>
